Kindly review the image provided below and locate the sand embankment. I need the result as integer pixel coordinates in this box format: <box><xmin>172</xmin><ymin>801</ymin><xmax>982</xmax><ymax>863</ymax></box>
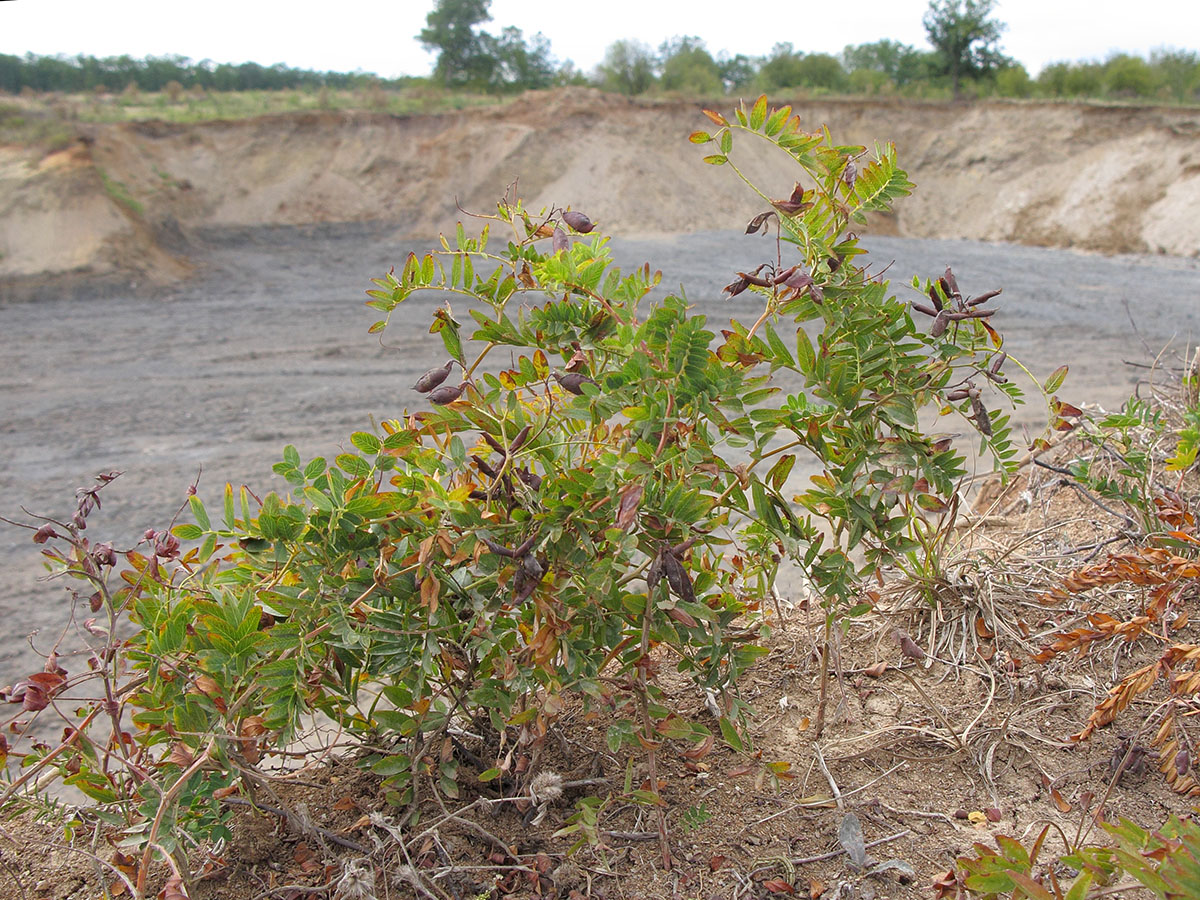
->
<box><xmin>2</xmin><ymin>89</ymin><xmax>1199</xmax><ymax>296</ymax></box>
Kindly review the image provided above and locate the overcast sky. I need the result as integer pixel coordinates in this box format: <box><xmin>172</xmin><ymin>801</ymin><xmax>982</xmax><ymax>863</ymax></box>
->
<box><xmin>4</xmin><ymin>0</ymin><xmax>1197</xmax><ymax>78</ymax></box>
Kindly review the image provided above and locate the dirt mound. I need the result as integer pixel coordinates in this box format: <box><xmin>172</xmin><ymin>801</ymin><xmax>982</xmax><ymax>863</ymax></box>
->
<box><xmin>2</xmin><ymin>89</ymin><xmax>1199</xmax><ymax>295</ymax></box>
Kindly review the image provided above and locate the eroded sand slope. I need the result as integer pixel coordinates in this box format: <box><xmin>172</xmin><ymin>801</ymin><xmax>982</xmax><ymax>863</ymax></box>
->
<box><xmin>2</xmin><ymin>89</ymin><xmax>1199</xmax><ymax>295</ymax></box>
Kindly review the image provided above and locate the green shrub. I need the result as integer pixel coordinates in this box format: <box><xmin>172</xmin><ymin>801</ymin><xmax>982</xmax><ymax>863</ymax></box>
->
<box><xmin>2</xmin><ymin>97</ymin><xmax>1038</xmax><ymax>886</ymax></box>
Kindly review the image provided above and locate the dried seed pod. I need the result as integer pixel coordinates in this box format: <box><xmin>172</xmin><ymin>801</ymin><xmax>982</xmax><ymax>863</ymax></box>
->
<box><xmin>945</xmin><ymin>388</ymin><xmax>972</xmax><ymax>401</ymax></box>
<box><xmin>646</xmin><ymin>553</ymin><xmax>664</xmax><ymax>591</ymax></box>
<box><xmin>472</xmin><ymin>455</ymin><xmax>498</xmax><ymax>478</ymax></box>
<box><xmin>552</xmin><ymin>372</ymin><xmax>597</xmax><ymax>395</ymax></box>
<box><xmin>930</xmin><ymin>310</ymin><xmax>951</xmax><ymax>338</ymax></box>
<box><xmin>943</xmin><ymin>267</ymin><xmax>961</xmax><ymax>300</ymax></box>
<box><xmin>508</xmin><ymin>424</ymin><xmax>533</xmax><ymax>454</ymax></box>
<box><xmin>561</xmin><ymin>209</ymin><xmax>595</xmax><ymax>233</ymax></box>
<box><xmin>413</xmin><ymin>360</ymin><xmax>455</xmax><ymax>393</ymax></box>
<box><xmin>1176</xmin><ymin>748</ymin><xmax>1191</xmax><ymax>777</ymax></box>
<box><xmin>968</xmin><ymin>288</ymin><xmax>1002</xmax><ymax>307</ymax></box>
<box><xmin>989</xmin><ymin>351</ymin><xmax>1007</xmax><ymax>374</ymax></box>
<box><xmin>659</xmin><ymin>547</ymin><xmax>695</xmax><ymax>604</ymax></box>
<box><xmin>723</xmin><ymin>275</ymin><xmax>750</xmax><ymax>298</ymax></box>
<box><xmin>970</xmin><ymin>395</ymin><xmax>992</xmax><ymax>435</ymax></box>
<box><xmin>745</xmin><ymin>211</ymin><xmax>774</xmax><ymax>235</ymax></box>
<box><xmin>783</xmin><ymin>268</ymin><xmax>814</xmax><ymax>291</ymax></box>
<box><xmin>427</xmin><ymin>381</ymin><xmax>467</xmax><ymax>405</ymax></box>
<box><xmin>522</xmin><ymin>553</ymin><xmax>545</xmax><ymax>579</ymax></box>
<box><xmin>552</xmin><ymin>226</ymin><xmax>569</xmax><ymax>255</ymax></box>
<box><xmin>842</xmin><ymin>159</ymin><xmax>857</xmax><ymax>187</ymax></box>
<box><xmin>515</xmin><ymin>468</ymin><xmax>543</xmax><ymax>491</ymax></box>
<box><xmin>772</xmin><ymin>264</ymin><xmax>801</xmax><ymax>285</ymax></box>
<box><xmin>929</xmin><ymin>284</ymin><xmax>944</xmax><ymax>312</ymax></box>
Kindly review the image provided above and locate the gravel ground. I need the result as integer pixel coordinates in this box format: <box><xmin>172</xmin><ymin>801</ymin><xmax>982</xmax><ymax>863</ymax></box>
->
<box><xmin>1</xmin><ymin>225</ymin><xmax>1197</xmax><ymax>680</ymax></box>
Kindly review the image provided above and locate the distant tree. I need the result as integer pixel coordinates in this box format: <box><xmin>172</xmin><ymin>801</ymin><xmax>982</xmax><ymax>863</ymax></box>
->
<box><xmin>658</xmin><ymin>36</ymin><xmax>722</xmax><ymax>95</ymax></box>
<box><xmin>486</xmin><ymin>27</ymin><xmax>556</xmax><ymax>91</ymax></box>
<box><xmin>419</xmin><ymin>0</ymin><xmax>495</xmax><ymax>88</ymax></box>
<box><xmin>716</xmin><ymin>53</ymin><xmax>756</xmax><ymax>92</ymax></box>
<box><xmin>757</xmin><ymin>44</ymin><xmax>846</xmax><ymax>92</ymax></box>
<box><xmin>1038</xmin><ymin>61</ymin><xmax>1103</xmax><ymax>98</ymax></box>
<box><xmin>993</xmin><ymin>63</ymin><xmax>1032</xmax><ymax>98</ymax></box>
<box><xmin>922</xmin><ymin>0</ymin><xmax>1008</xmax><ymax>96</ymax></box>
<box><xmin>596</xmin><ymin>40</ymin><xmax>656</xmax><ymax>95</ymax></box>
<box><xmin>757</xmin><ymin>43</ymin><xmax>806</xmax><ymax>90</ymax></box>
<box><xmin>842</xmin><ymin>39</ymin><xmax>930</xmax><ymax>87</ymax></box>
<box><xmin>1103</xmin><ymin>53</ymin><xmax>1161</xmax><ymax>98</ymax></box>
<box><xmin>1150</xmin><ymin>48</ymin><xmax>1200</xmax><ymax>102</ymax></box>
<box><xmin>793</xmin><ymin>53</ymin><xmax>848</xmax><ymax>92</ymax></box>
<box><xmin>552</xmin><ymin>61</ymin><xmax>591</xmax><ymax>87</ymax></box>
<box><xmin>0</xmin><ymin>54</ymin><xmax>23</xmax><ymax>93</ymax></box>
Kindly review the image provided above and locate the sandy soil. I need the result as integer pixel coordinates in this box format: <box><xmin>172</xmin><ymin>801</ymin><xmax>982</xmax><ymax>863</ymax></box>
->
<box><xmin>2</xmin><ymin>90</ymin><xmax>1200</xmax><ymax>298</ymax></box>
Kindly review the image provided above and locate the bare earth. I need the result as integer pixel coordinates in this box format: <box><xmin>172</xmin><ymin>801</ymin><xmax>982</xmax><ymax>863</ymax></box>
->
<box><xmin>1</xmin><ymin>92</ymin><xmax>1199</xmax><ymax>899</ymax></box>
<box><xmin>2</xmin><ymin>89</ymin><xmax>1200</xmax><ymax>297</ymax></box>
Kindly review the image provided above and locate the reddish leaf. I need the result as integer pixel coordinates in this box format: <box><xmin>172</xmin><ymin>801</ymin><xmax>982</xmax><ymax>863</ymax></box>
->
<box><xmin>863</xmin><ymin>661</ymin><xmax>888</xmax><ymax>678</ymax></box>
<box><xmin>762</xmin><ymin>878</ymin><xmax>796</xmax><ymax>894</ymax></box>
<box><xmin>681</xmin><ymin>735</ymin><xmax>715</xmax><ymax>761</ymax></box>
<box><xmin>614</xmin><ymin>483</ymin><xmax>644</xmax><ymax>531</ymax></box>
<box><xmin>1051</xmin><ymin>788</ymin><xmax>1071</xmax><ymax>813</ymax></box>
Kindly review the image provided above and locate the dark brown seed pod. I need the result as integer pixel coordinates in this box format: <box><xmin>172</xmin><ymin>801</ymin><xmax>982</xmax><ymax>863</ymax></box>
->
<box><xmin>723</xmin><ymin>276</ymin><xmax>750</xmax><ymax>298</ymax></box>
<box><xmin>508</xmin><ymin>424</ymin><xmax>533</xmax><ymax>454</ymax></box>
<box><xmin>561</xmin><ymin>209</ymin><xmax>595</xmax><ymax>233</ymax></box>
<box><xmin>427</xmin><ymin>381</ymin><xmax>467</xmax><ymax>405</ymax></box>
<box><xmin>552</xmin><ymin>372</ymin><xmax>597</xmax><ymax>395</ymax></box>
<box><xmin>659</xmin><ymin>547</ymin><xmax>695</xmax><ymax>604</ymax></box>
<box><xmin>929</xmin><ymin>284</ymin><xmax>944</xmax><ymax>312</ymax></box>
<box><xmin>930</xmin><ymin>310</ymin><xmax>951</xmax><ymax>338</ymax></box>
<box><xmin>989</xmin><ymin>351</ymin><xmax>1008</xmax><ymax>374</ymax></box>
<box><xmin>945</xmin><ymin>388</ymin><xmax>972</xmax><ymax>401</ymax></box>
<box><xmin>783</xmin><ymin>268</ymin><xmax>814</xmax><ymax>291</ymax></box>
<box><xmin>970</xmin><ymin>395</ymin><xmax>993</xmax><ymax>435</ymax></box>
<box><xmin>943</xmin><ymin>267</ymin><xmax>961</xmax><ymax>300</ymax></box>
<box><xmin>968</xmin><ymin>288</ymin><xmax>1002</xmax><ymax>307</ymax></box>
<box><xmin>516</xmin><ymin>468</ymin><xmax>543</xmax><ymax>491</ymax></box>
<box><xmin>413</xmin><ymin>360</ymin><xmax>455</xmax><ymax>393</ymax></box>
<box><xmin>521</xmin><ymin>554</ymin><xmax>544</xmax><ymax>579</ymax></box>
<box><xmin>646</xmin><ymin>552</ymin><xmax>664</xmax><ymax>591</ymax></box>
<box><xmin>471</xmin><ymin>455</ymin><xmax>498</xmax><ymax>479</ymax></box>
<box><xmin>745</xmin><ymin>211</ymin><xmax>774</xmax><ymax>235</ymax></box>
<box><xmin>1176</xmin><ymin>748</ymin><xmax>1191</xmax><ymax>777</ymax></box>
<box><xmin>552</xmin><ymin>226</ymin><xmax>569</xmax><ymax>255</ymax></box>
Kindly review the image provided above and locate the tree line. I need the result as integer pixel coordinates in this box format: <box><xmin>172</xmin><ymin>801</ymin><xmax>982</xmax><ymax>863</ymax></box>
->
<box><xmin>2</xmin><ymin>0</ymin><xmax>1197</xmax><ymax>104</ymax></box>
<box><xmin>0</xmin><ymin>53</ymin><xmax>412</xmax><ymax>95</ymax></box>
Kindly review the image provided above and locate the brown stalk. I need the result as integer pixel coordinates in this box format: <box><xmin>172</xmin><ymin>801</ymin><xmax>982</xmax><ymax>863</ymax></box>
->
<box><xmin>637</xmin><ymin>592</ymin><xmax>672</xmax><ymax>869</ymax></box>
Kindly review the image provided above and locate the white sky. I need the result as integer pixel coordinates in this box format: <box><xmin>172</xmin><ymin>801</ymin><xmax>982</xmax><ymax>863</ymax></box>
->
<box><xmin>3</xmin><ymin>0</ymin><xmax>1197</xmax><ymax>79</ymax></box>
